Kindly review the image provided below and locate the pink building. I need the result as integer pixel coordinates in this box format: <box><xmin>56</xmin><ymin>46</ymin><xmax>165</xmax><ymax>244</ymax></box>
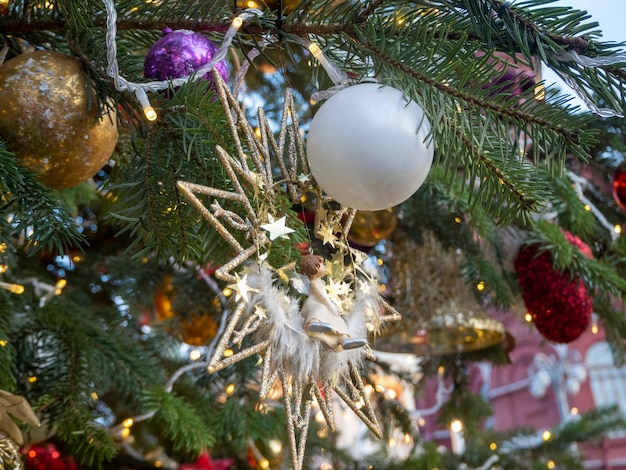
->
<box><xmin>416</xmin><ymin>313</ymin><xmax>626</xmax><ymax>468</ymax></box>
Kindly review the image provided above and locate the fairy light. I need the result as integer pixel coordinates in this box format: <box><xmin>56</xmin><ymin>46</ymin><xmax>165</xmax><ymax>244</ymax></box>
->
<box><xmin>28</xmin><ymin>376</ymin><xmax>37</xmax><ymax>383</ymax></box>
<box><xmin>489</xmin><ymin>442</ymin><xmax>497</xmax><ymax>451</ymax></box>
<box><xmin>189</xmin><ymin>349</ymin><xmax>202</xmax><ymax>361</ymax></box>
<box><xmin>0</xmin><ymin>265</ymin><xmax>7</xmax><ymax>274</ymax></box>
<box><xmin>542</xmin><ymin>430</ymin><xmax>551</xmax><ymax>441</ymax></box>
<box><xmin>525</xmin><ymin>312</ymin><xmax>533</xmax><ymax>322</ymax></box>
<box><xmin>122</xmin><ymin>418</ymin><xmax>134</xmax><ymax>428</ymax></box>
<box><xmin>388</xmin><ymin>437</ymin><xmax>397</xmax><ymax>447</ymax></box>
<box><xmin>222</xmin><ymin>287</ymin><xmax>233</xmax><ymax>297</ymax></box>
<box><xmin>225</xmin><ymin>383</ymin><xmax>236</xmax><ymax>395</ymax></box>
<box><xmin>476</xmin><ymin>281</ymin><xmax>485</xmax><ymax>291</ymax></box>
<box><xmin>454</xmin><ymin>216</ymin><xmax>462</xmax><ymax>224</ymax></box>
<box><xmin>547</xmin><ymin>460</ymin><xmax>555</xmax><ymax>469</ymax></box>
<box><xmin>0</xmin><ymin>282</ymin><xmax>25</xmax><ymax>294</ymax></box>
<box><xmin>584</xmin><ymin>204</ymin><xmax>591</xmax><ymax>211</ymax></box>
<box><xmin>54</xmin><ymin>278</ymin><xmax>67</xmax><ymax>295</ymax></box>
<box><xmin>591</xmin><ymin>313</ymin><xmax>599</xmax><ymax>334</ymax></box>
<box><xmin>144</xmin><ymin>106</ymin><xmax>157</xmax><ymax>121</ymax></box>
<box><xmin>223</xmin><ymin>348</ymin><xmax>234</xmax><ymax>357</ymax></box>
<box><xmin>571</xmin><ymin>407</ymin><xmax>579</xmax><ymax>415</ymax></box>
<box><xmin>121</xmin><ymin>427</ymin><xmax>131</xmax><ymax>438</ymax></box>
<box><xmin>0</xmin><ymin>340</ymin><xmax>6</xmax><ymax>347</ymax></box>
<box><xmin>91</xmin><ymin>392</ymin><xmax>99</xmax><ymax>400</ymax></box>
<box><xmin>614</xmin><ymin>224</ymin><xmax>622</xmax><ymax>235</ymax></box>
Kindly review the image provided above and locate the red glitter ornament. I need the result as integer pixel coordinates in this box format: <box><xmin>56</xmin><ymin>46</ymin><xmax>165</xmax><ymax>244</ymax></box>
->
<box><xmin>612</xmin><ymin>165</ymin><xmax>626</xmax><ymax>211</ymax></box>
<box><xmin>514</xmin><ymin>231</ymin><xmax>593</xmax><ymax>343</ymax></box>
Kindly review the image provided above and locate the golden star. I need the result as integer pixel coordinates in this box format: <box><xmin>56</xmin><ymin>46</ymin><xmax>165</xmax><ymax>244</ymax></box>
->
<box><xmin>316</xmin><ymin>224</ymin><xmax>338</xmax><ymax>247</ymax></box>
<box><xmin>228</xmin><ymin>273</ymin><xmax>258</xmax><ymax>303</ymax></box>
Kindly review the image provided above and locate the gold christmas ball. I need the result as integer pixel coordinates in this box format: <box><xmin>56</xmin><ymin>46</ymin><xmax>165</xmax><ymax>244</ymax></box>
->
<box><xmin>155</xmin><ymin>276</ymin><xmax>219</xmax><ymax>347</ymax></box>
<box><xmin>347</xmin><ymin>208</ymin><xmax>398</xmax><ymax>247</ymax></box>
<box><xmin>247</xmin><ymin>438</ymin><xmax>285</xmax><ymax>470</ymax></box>
<box><xmin>0</xmin><ymin>50</ymin><xmax>118</xmax><ymax>189</ymax></box>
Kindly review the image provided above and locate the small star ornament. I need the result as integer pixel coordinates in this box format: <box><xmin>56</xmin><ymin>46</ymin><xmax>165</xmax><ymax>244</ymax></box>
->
<box><xmin>261</xmin><ymin>215</ymin><xmax>295</xmax><ymax>241</ymax></box>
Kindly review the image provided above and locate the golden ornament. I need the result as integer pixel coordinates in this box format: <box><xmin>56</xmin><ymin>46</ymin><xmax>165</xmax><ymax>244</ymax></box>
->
<box><xmin>0</xmin><ymin>50</ymin><xmax>118</xmax><ymax>189</ymax></box>
<box><xmin>372</xmin><ymin>230</ymin><xmax>505</xmax><ymax>355</ymax></box>
<box><xmin>247</xmin><ymin>438</ymin><xmax>285</xmax><ymax>470</ymax></box>
<box><xmin>155</xmin><ymin>276</ymin><xmax>219</xmax><ymax>347</ymax></box>
<box><xmin>0</xmin><ymin>436</ymin><xmax>23</xmax><ymax>470</ymax></box>
<box><xmin>347</xmin><ymin>208</ymin><xmax>398</xmax><ymax>247</ymax></box>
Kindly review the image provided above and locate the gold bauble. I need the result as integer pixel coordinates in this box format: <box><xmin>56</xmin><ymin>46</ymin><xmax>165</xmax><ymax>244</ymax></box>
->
<box><xmin>247</xmin><ymin>438</ymin><xmax>285</xmax><ymax>470</ymax></box>
<box><xmin>347</xmin><ymin>208</ymin><xmax>398</xmax><ymax>247</ymax></box>
<box><xmin>155</xmin><ymin>276</ymin><xmax>219</xmax><ymax>347</ymax></box>
<box><xmin>0</xmin><ymin>50</ymin><xmax>118</xmax><ymax>189</ymax></box>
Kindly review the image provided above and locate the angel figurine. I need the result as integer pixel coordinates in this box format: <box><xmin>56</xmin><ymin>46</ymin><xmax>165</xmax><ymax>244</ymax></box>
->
<box><xmin>299</xmin><ymin>254</ymin><xmax>367</xmax><ymax>352</ymax></box>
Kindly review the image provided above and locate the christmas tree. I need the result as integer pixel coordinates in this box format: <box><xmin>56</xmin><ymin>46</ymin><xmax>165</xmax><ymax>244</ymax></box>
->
<box><xmin>1</xmin><ymin>0</ymin><xmax>626</xmax><ymax>468</ymax></box>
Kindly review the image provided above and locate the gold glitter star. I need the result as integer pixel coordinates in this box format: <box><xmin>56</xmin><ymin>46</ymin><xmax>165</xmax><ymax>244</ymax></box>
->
<box><xmin>316</xmin><ymin>224</ymin><xmax>338</xmax><ymax>247</ymax></box>
<box><xmin>228</xmin><ymin>273</ymin><xmax>258</xmax><ymax>303</ymax></box>
<box><xmin>180</xmin><ymin>72</ymin><xmax>400</xmax><ymax>470</ymax></box>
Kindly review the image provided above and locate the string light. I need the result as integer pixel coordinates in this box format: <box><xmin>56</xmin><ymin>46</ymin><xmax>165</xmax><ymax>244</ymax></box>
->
<box><xmin>542</xmin><ymin>430</ymin><xmax>551</xmax><ymax>441</ymax></box>
<box><xmin>525</xmin><ymin>312</ymin><xmax>533</xmax><ymax>323</ymax></box>
<box><xmin>122</xmin><ymin>418</ymin><xmax>134</xmax><ymax>428</ymax></box>
<box><xmin>546</xmin><ymin>460</ymin><xmax>555</xmax><ymax>469</ymax></box>
<box><xmin>476</xmin><ymin>281</ymin><xmax>485</xmax><ymax>291</ymax></box>
<box><xmin>189</xmin><ymin>349</ymin><xmax>202</xmax><ymax>361</ymax></box>
<box><xmin>0</xmin><ymin>281</ymin><xmax>25</xmax><ymax>294</ymax></box>
<box><xmin>614</xmin><ymin>224</ymin><xmax>622</xmax><ymax>235</ymax></box>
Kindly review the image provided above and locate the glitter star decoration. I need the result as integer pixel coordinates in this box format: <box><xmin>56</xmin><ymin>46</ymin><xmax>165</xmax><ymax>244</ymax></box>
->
<box><xmin>178</xmin><ymin>71</ymin><xmax>400</xmax><ymax>470</ymax></box>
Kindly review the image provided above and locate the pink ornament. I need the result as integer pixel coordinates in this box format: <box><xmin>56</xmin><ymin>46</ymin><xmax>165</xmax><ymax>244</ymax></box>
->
<box><xmin>514</xmin><ymin>230</ymin><xmax>593</xmax><ymax>343</ymax></box>
<box><xmin>144</xmin><ymin>29</ymin><xmax>228</xmax><ymax>85</ymax></box>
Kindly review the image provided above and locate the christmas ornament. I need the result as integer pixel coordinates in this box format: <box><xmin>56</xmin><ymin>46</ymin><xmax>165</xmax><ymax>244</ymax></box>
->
<box><xmin>23</xmin><ymin>443</ymin><xmax>77</xmax><ymax>470</ymax></box>
<box><xmin>612</xmin><ymin>164</ymin><xmax>626</xmax><ymax>211</ymax></box>
<box><xmin>177</xmin><ymin>72</ymin><xmax>400</xmax><ymax>470</ymax></box>
<box><xmin>0</xmin><ymin>389</ymin><xmax>41</xmax><ymax>445</ymax></box>
<box><xmin>247</xmin><ymin>438</ymin><xmax>285</xmax><ymax>470</ymax></box>
<box><xmin>372</xmin><ymin>230</ymin><xmax>505</xmax><ymax>355</ymax></box>
<box><xmin>514</xmin><ymin>231</ymin><xmax>593</xmax><ymax>343</ymax></box>
<box><xmin>144</xmin><ymin>29</ymin><xmax>228</xmax><ymax>86</ymax></box>
<box><xmin>347</xmin><ymin>209</ymin><xmax>398</xmax><ymax>247</ymax></box>
<box><xmin>306</xmin><ymin>83</ymin><xmax>433</xmax><ymax>210</ymax></box>
<box><xmin>154</xmin><ymin>276</ymin><xmax>219</xmax><ymax>347</ymax></box>
<box><xmin>0</xmin><ymin>437</ymin><xmax>22</xmax><ymax>470</ymax></box>
<box><xmin>179</xmin><ymin>451</ymin><xmax>234</xmax><ymax>470</ymax></box>
<box><xmin>0</xmin><ymin>50</ymin><xmax>118</xmax><ymax>189</ymax></box>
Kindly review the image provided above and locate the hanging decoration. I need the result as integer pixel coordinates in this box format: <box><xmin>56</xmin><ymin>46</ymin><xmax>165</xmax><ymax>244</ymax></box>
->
<box><xmin>144</xmin><ymin>28</ymin><xmax>229</xmax><ymax>86</ymax></box>
<box><xmin>514</xmin><ymin>231</ymin><xmax>593</xmax><ymax>344</ymax></box>
<box><xmin>154</xmin><ymin>276</ymin><xmax>220</xmax><ymax>347</ymax></box>
<box><xmin>0</xmin><ymin>50</ymin><xmax>118</xmax><ymax>189</ymax></box>
<box><xmin>177</xmin><ymin>72</ymin><xmax>400</xmax><ymax>470</ymax></box>
<box><xmin>347</xmin><ymin>209</ymin><xmax>398</xmax><ymax>248</ymax></box>
<box><xmin>0</xmin><ymin>389</ymin><xmax>41</xmax><ymax>470</ymax></box>
<box><xmin>372</xmin><ymin>230</ymin><xmax>505</xmax><ymax>356</ymax></box>
<box><xmin>306</xmin><ymin>83</ymin><xmax>434</xmax><ymax>210</ymax></box>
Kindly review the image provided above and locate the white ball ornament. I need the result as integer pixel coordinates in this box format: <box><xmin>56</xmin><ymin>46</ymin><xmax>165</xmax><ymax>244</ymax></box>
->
<box><xmin>306</xmin><ymin>83</ymin><xmax>434</xmax><ymax>210</ymax></box>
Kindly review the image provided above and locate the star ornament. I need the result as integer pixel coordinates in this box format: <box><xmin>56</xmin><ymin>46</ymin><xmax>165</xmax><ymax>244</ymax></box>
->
<box><xmin>178</xmin><ymin>71</ymin><xmax>402</xmax><ymax>470</ymax></box>
<box><xmin>261</xmin><ymin>215</ymin><xmax>295</xmax><ymax>241</ymax></box>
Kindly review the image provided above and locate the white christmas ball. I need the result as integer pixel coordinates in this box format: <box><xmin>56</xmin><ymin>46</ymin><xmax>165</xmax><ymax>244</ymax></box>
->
<box><xmin>306</xmin><ymin>83</ymin><xmax>434</xmax><ymax>210</ymax></box>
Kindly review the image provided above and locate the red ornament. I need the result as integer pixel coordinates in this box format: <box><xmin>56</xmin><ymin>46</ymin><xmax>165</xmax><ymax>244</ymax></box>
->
<box><xmin>612</xmin><ymin>165</ymin><xmax>626</xmax><ymax>211</ymax></box>
<box><xmin>179</xmin><ymin>451</ymin><xmax>234</xmax><ymax>470</ymax></box>
<box><xmin>23</xmin><ymin>443</ymin><xmax>78</xmax><ymax>470</ymax></box>
<box><xmin>514</xmin><ymin>231</ymin><xmax>593</xmax><ymax>343</ymax></box>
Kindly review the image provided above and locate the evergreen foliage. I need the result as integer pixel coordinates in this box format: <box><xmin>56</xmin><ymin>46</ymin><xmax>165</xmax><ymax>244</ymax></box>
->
<box><xmin>1</xmin><ymin>0</ymin><xmax>626</xmax><ymax>468</ymax></box>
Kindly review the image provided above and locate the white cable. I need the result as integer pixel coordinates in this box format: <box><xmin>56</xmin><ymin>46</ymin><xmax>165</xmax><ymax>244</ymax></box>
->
<box><xmin>567</xmin><ymin>171</ymin><xmax>619</xmax><ymax>243</ymax></box>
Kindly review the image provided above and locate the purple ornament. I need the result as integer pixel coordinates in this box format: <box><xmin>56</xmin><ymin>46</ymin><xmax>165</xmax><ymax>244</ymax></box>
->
<box><xmin>144</xmin><ymin>29</ymin><xmax>228</xmax><ymax>86</ymax></box>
